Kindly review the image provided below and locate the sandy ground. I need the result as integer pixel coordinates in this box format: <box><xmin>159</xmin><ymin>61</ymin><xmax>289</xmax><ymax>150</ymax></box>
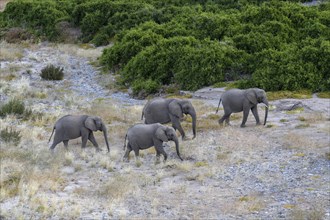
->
<box><xmin>0</xmin><ymin>42</ymin><xmax>329</xmax><ymax>219</ymax></box>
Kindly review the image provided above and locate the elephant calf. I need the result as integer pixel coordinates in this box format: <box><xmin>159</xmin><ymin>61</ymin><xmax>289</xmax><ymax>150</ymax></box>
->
<box><xmin>123</xmin><ymin>123</ymin><xmax>183</xmax><ymax>163</ymax></box>
<box><xmin>216</xmin><ymin>88</ymin><xmax>269</xmax><ymax>127</ymax></box>
<box><xmin>49</xmin><ymin>115</ymin><xmax>110</xmax><ymax>152</ymax></box>
<box><xmin>141</xmin><ymin>98</ymin><xmax>196</xmax><ymax>140</ymax></box>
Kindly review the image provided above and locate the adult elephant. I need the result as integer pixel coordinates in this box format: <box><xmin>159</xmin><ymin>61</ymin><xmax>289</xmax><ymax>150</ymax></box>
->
<box><xmin>123</xmin><ymin>123</ymin><xmax>182</xmax><ymax>162</ymax></box>
<box><xmin>141</xmin><ymin>98</ymin><xmax>196</xmax><ymax>140</ymax></box>
<box><xmin>216</xmin><ymin>88</ymin><xmax>269</xmax><ymax>127</ymax></box>
<box><xmin>48</xmin><ymin>115</ymin><xmax>110</xmax><ymax>152</ymax></box>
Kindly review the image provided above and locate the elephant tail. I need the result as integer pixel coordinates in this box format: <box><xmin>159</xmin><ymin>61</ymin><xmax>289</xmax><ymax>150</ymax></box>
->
<box><xmin>48</xmin><ymin>126</ymin><xmax>55</xmax><ymax>143</ymax></box>
<box><xmin>141</xmin><ymin>111</ymin><xmax>144</xmax><ymax>120</ymax></box>
<box><xmin>123</xmin><ymin>134</ymin><xmax>127</xmax><ymax>150</ymax></box>
<box><xmin>216</xmin><ymin>98</ymin><xmax>222</xmax><ymax>114</ymax></box>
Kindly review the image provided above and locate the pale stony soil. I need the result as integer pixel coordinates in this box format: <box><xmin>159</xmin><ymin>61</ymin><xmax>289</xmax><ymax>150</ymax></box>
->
<box><xmin>0</xmin><ymin>42</ymin><xmax>329</xmax><ymax>219</ymax></box>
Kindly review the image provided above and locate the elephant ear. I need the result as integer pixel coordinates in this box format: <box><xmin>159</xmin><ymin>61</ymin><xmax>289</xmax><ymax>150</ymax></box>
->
<box><xmin>245</xmin><ymin>89</ymin><xmax>258</xmax><ymax>105</ymax></box>
<box><xmin>168</xmin><ymin>100</ymin><xmax>183</xmax><ymax>118</ymax></box>
<box><xmin>155</xmin><ymin>126</ymin><xmax>168</xmax><ymax>142</ymax></box>
<box><xmin>85</xmin><ymin>116</ymin><xmax>97</xmax><ymax>131</ymax></box>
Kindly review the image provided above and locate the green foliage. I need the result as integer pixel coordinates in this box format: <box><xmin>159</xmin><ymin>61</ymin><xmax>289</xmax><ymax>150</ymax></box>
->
<box><xmin>0</xmin><ymin>127</ymin><xmax>22</xmax><ymax>146</ymax></box>
<box><xmin>2</xmin><ymin>0</ymin><xmax>69</xmax><ymax>40</ymax></box>
<box><xmin>132</xmin><ymin>79</ymin><xmax>160</xmax><ymax>97</ymax></box>
<box><xmin>120</xmin><ymin>36</ymin><xmax>248</xmax><ymax>91</ymax></box>
<box><xmin>40</xmin><ymin>65</ymin><xmax>64</xmax><ymax>80</ymax></box>
<box><xmin>1</xmin><ymin>0</ymin><xmax>329</xmax><ymax>94</ymax></box>
<box><xmin>101</xmin><ymin>27</ymin><xmax>163</xmax><ymax>70</ymax></box>
<box><xmin>0</xmin><ymin>99</ymin><xmax>25</xmax><ymax>118</ymax></box>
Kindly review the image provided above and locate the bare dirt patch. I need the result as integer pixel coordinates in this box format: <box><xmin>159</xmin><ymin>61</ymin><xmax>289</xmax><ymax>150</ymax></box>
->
<box><xmin>0</xmin><ymin>42</ymin><xmax>329</xmax><ymax>219</ymax></box>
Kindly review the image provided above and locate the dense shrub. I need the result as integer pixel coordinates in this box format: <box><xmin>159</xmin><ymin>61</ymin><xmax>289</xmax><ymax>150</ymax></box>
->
<box><xmin>121</xmin><ymin>37</ymin><xmax>248</xmax><ymax>92</ymax></box>
<box><xmin>72</xmin><ymin>0</ymin><xmax>156</xmax><ymax>43</ymax></box>
<box><xmin>101</xmin><ymin>27</ymin><xmax>163</xmax><ymax>70</ymax></box>
<box><xmin>0</xmin><ymin>99</ymin><xmax>25</xmax><ymax>118</ymax></box>
<box><xmin>2</xmin><ymin>0</ymin><xmax>69</xmax><ymax>40</ymax></box>
<box><xmin>1</xmin><ymin>0</ymin><xmax>329</xmax><ymax>94</ymax></box>
<box><xmin>40</xmin><ymin>65</ymin><xmax>64</xmax><ymax>80</ymax></box>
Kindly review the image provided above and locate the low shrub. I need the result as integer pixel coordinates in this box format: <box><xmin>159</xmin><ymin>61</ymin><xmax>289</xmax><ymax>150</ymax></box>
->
<box><xmin>0</xmin><ymin>127</ymin><xmax>21</xmax><ymax>146</ymax></box>
<box><xmin>40</xmin><ymin>65</ymin><xmax>64</xmax><ymax>80</ymax></box>
<box><xmin>4</xmin><ymin>27</ymin><xmax>31</xmax><ymax>43</ymax></box>
<box><xmin>132</xmin><ymin>79</ymin><xmax>160</xmax><ymax>98</ymax></box>
<box><xmin>0</xmin><ymin>99</ymin><xmax>25</xmax><ymax>117</ymax></box>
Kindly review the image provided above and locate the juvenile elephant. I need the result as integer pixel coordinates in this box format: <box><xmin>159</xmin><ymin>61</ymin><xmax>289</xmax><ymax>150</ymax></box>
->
<box><xmin>216</xmin><ymin>88</ymin><xmax>269</xmax><ymax>127</ymax></box>
<box><xmin>48</xmin><ymin>115</ymin><xmax>110</xmax><ymax>152</ymax></box>
<box><xmin>123</xmin><ymin>123</ymin><xmax>183</xmax><ymax>162</ymax></box>
<box><xmin>141</xmin><ymin>98</ymin><xmax>196</xmax><ymax>140</ymax></box>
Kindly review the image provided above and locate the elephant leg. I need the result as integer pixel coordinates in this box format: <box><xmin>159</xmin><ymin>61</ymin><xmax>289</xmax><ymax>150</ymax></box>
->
<box><xmin>155</xmin><ymin>147</ymin><xmax>161</xmax><ymax>164</ymax></box>
<box><xmin>219</xmin><ymin>113</ymin><xmax>231</xmax><ymax>125</ymax></box>
<box><xmin>155</xmin><ymin>143</ymin><xmax>167</xmax><ymax>162</ymax></box>
<box><xmin>170</xmin><ymin>115</ymin><xmax>186</xmax><ymax>140</ymax></box>
<box><xmin>63</xmin><ymin>140</ymin><xmax>69</xmax><ymax>151</ymax></box>
<box><xmin>241</xmin><ymin>108</ymin><xmax>250</xmax><ymax>127</ymax></box>
<box><xmin>123</xmin><ymin>143</ymin><xmax>132</xmax><ymax>162</ymax></box>
<box><xmin>251</xmin><ymin>106</ymin><xmax>260</xmax><ymax>125</ymax></box>
<box><xmin>133</xmin><ymin>148</ymin><xmax>140</xmax><ymax>163</ymax></box>
<box><xmin>81</xmin><ymin>133</ymin><xmax>88</xmax><ymax>149</ymax></box>
<box><xmin>88</xmin><ymin>132</ymin><xmax>100</xmax><ymax>152</ymax></box>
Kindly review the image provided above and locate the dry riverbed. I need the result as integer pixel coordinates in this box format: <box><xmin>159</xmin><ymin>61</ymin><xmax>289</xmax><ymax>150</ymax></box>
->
<box><xmin>0</xmin><ymin>41</ymin><xmax>329</xmax><ymax>219</ymax></box>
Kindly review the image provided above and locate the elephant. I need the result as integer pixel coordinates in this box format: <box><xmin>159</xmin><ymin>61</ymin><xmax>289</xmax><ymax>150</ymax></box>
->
<box><xmin>48</xmin><ymin>115</ymin><xmax>110</xmax><ymax>152</ymax></box>
<box><xmin>141</xmin><ymin>98</ymin><xmax>196</xmax><ymax>140</ymax></box>
<box><xmin>216</xmin><ymin>88</ymin><xmax>269</xmax><ymax>127</ymax></box>
<box><xmin>123</xmin><ymin>123</ymin><xmax>183</xmax><ymax>162</ymax></box>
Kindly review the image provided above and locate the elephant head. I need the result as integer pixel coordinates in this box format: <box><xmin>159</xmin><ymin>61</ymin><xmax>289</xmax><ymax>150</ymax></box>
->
<box><xmin>169</xmin><ymin>99</ymin><xmax>196</xmax><ymax>139</ymax></box>
<box><xmin>156</xmin><ymin>126</ymin><xmax>182</xmax><ymax>161</ymax></box>
<box><xmin>85</xmin><ymin>116</ymin><xmax>110</xmax><ymax>152</ymax></box>
<box><xmin>245</xmin><ymin>88</ymin><xmax>268</xmax><ymax>125</ymax></box>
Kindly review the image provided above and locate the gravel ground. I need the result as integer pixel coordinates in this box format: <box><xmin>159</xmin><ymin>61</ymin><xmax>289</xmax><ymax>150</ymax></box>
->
<box><xmin>0</xmin><ymin>43</ymin><xmax>329</xmax><ymax>219</ymax></box>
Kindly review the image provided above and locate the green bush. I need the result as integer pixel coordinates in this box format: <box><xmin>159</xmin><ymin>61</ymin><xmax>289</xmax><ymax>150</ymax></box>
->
<box><xmin>40</xmin><ymin>65</ymin><xmax>64</xmax><ymax>80</ymax></box>
<box><xmin>0</xmin><ymin>99</ymin><xmax>25</xmax><ymax>118</ymax></box>
<box><xmin>0</xmin><ymin>127</ymin><xmax>21</xmax><ymax>146</ymax></box>
<box><xmin>2</xmin><ymin>0</ymin><xmax>69</xmax><ymax>40</ymax></box>
<box><xmin>101</xmin><ymin>27</ymin><xmax>163</xmax><ymax>70</ymax></box>
<box><xmin>132</xmin><ymin>79</ymin><xmax>160</xmax><ymax>97</ymax></box>
<box><xmin>120</xmin><ymin>36</ymin><xmax>248</xmax><ymax>92</ymax></box>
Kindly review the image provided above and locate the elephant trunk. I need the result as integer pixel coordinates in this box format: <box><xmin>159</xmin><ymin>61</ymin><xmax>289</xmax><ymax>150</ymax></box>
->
<box><xmin>190</xmin><ymin>109</ymin><xmax>197</xmax><ymax>139</ymax></box>
<box><xmin>263</xmin><ymin>100</ymin><xmax>269</xmax><ymax>126</ymax></box>
<box><xmin>102</xmin><ymin>123</ymin><xmax>110</xmax><ymax>152</ymax></box>
<box><xmin>173</xmin><ymin>136</ymin><xmax>183</xmax><ymax>161</ymax></box>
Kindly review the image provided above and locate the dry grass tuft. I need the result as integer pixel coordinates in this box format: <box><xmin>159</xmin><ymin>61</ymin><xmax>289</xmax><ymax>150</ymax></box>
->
<box><xmin>289</xmin><ymin>206</ymin><xmax>325</xmax><ymax>220</ymax></box>
<box><xmin>283</xmin><ymin>132</ymin><xmax>319</xmax><ymax>151</ymax></box>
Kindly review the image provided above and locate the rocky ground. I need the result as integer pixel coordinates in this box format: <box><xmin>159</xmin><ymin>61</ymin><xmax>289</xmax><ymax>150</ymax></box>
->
<box><xmin>0</xmin><ymin>42</ymin><xmax>329</xmax><ymax>219</ymax></box>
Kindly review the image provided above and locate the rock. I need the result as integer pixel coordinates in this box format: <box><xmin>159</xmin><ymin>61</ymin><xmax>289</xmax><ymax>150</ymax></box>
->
<box><xmin>273</xmin><ymin>100</ymin><xmax>304</xmax><ymax>111</ymax></box>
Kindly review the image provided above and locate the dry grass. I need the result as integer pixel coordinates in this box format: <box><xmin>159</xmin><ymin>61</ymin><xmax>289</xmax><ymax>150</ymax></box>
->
<box><xmin>0</xmin><ymin>41</ymin><xmax>25</xmax><ymax>61</ymax></box>
<box><xmin>55</xmin><ymin>44</ymin><xmax>104</xmax><ymax>61</ymax></box>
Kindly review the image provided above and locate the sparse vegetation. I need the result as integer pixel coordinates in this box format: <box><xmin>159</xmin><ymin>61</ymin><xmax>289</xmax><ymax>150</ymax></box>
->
<box><xmin>40</xmin><ymin>65</ymin><xmax>64</xmax><ymax>80</ymax></box>
<box><xmin>267</xmin><ymin>90</ymin><xmax>313</xmax><ymax>101</ymax></box>
<box><xmin>0</xmin><ymin>127</ymin><xmax>21</xmax><ymax>145</ymax></box>
<box><xmin>317</xmin><ymin>91</ymin><xmax>330</xmax><ymax>98</ymax></box>
<box><xmin>0</xmin><ymin>98</ymin><xmax>25</xmax><ymax>117</ymax></box>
